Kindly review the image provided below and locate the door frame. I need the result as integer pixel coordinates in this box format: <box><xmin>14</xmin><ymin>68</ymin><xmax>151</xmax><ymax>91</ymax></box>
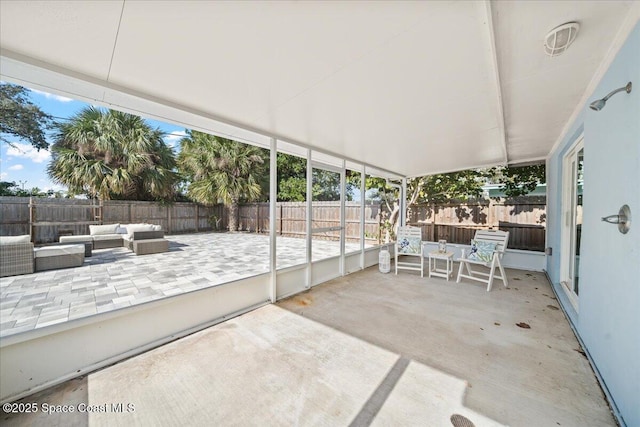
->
<box><xmin>560</xmin><ymin>135</ymin><xmax>584</xmax><ymax>312</ymax></box>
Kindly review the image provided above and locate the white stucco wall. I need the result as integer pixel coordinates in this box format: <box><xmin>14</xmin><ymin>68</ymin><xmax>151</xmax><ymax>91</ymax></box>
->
<box><xmin>546</xmin><ymin>22</ymin><xmax>640</xmax><ymax>427</ymax></box>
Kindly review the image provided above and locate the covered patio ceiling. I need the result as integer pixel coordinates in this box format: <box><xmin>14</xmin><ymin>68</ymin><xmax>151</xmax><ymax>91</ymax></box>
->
<box><xmin>0</xmin><ymin>1</ymin><xmax>636</xmax><ymax>177</ymax></box>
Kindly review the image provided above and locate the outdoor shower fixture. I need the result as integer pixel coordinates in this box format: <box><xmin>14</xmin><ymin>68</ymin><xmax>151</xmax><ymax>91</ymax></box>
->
<box><xmin>589</xmin><ymin>82</ymin><xmax>632</xmax><ymax>111</ymax></box>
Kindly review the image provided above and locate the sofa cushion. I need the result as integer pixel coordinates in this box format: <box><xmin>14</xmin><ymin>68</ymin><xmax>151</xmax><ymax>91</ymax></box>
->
<box><xmin>60</xmin><ymin>235</ymin><xmax>93</xmax><ymax>244</ymax></box>
<box><xmin>126</xmin><ymin>224</ymin><xmax>156</xmax><ymax>238</ymax></box>
<box><xmin>92</xmin><ymin>234</ymin><xmax>123</xmax><ymax>241</ymax></box>
<box><xmin>90</xmin><ymin>224</ymin><xmax>120</xmax><ymax>235</ymax></box>
<box><xmin>0</xmin><ymin>235</ymin><xmax>31</xmax><ymax>245</ymax></box>
<box><xmin>119</xmin><ymin>223</ymin><xmax>143</xmax><ymax>234</ymax></box>
<box><xmin>34</xmin><ymin>244</ymin><xmax>85</xmax><ymax>257</ymax></box>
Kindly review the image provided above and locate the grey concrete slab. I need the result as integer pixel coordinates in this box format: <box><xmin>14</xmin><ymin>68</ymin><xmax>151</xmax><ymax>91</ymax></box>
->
<box><xmin>90</xmin><ymin>304</ymin><xmax>399</xmax><ymax>426</ymax></box>
<box><xmin>278</xmin><ymin>268</ymin><xmax>615</xmax><ymax>427</ymax></box>
<box><xmin>0</xmin><ymin>268</ymin><xmax>614</xmax><ymax>426</ymax></box>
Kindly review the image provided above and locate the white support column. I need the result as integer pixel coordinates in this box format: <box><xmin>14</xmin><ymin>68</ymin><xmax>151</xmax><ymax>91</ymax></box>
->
<box><xmin>269</xmin><ymin>138</ymin><xmax>277</xmax><ymax>302</ymax></box>
<box><xmin>340</xmin><ymin>160</ymin><xmax>346</xmax><ymax>275</ymax></box>
<box><xmin>401</xmin><ymin>178</ymin><xmax>407</xmax><ymax>227</ymax></box>
<box><xmin>306</xmin><ymin>149</ymin><xmax>312</xmax><ymax>288</ymax></box>
<box><xmin>360</xmin><ymin>165</ymin><xmax>366</xmax><ymax>270</ymax></box>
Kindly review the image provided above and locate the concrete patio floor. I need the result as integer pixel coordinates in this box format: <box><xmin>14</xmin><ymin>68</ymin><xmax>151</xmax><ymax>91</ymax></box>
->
<box><xmin>1</xmin><ymin>266</ymin><xmax>614</xmax><ymax>426</ymax></box>
<box><xmin>0</xmin><ymin>232</ymin><xmax>364</xmax><ymax>337</ymax></box>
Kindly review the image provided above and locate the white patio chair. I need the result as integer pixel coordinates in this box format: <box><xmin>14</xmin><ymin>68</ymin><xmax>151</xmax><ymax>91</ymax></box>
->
<box><xmin>456</xmin><ymin>229</ymin><xmax>509</xmax><ymax>291</ymax></box>
<box><xmin>395</xmin><ymin>226</ymin><xmax>424</xmax><ymax>276</ymax></box>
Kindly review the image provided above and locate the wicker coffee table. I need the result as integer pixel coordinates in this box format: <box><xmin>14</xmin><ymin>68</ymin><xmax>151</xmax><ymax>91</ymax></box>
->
<box><xmin>133</xmin><ymin>238</ymin><xmax>169</xmax><ymax>255</ymax></box>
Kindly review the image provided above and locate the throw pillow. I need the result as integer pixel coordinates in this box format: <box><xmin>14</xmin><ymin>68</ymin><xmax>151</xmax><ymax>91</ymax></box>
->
<box><xmin>468</xmin><ymin>239</ymin><xmax>496</xmax><ymax>262</ymax></box>
<box><xmin>398</xmin><ymin>236</ymin><xmax>421</xmax><ymax>254</ymax></box>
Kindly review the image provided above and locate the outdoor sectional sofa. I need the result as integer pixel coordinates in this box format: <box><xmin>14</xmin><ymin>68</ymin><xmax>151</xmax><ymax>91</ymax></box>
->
<box><xmin>59</xmin><ymin>223</ymin><xmax>168</xmax><ymax>255</ymax></box>
<box><xmin>34</xmin><ymin>244</ymin><xmax>85</xmax><ymax>272</ymax></box>
<box><xmin>0</xmin><ymin>235</ymin><xmax>85</xmax><ymax>277</ymax></box>
<box><xmin>0</xmin><ymin>235</ymin><xmax>34</xmax><ymax>277</ymax></box>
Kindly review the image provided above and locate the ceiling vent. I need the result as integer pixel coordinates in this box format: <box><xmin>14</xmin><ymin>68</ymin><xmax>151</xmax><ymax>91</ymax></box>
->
<box><xmin>544</xmin><ymin>22</ymin><xmax>580</xmax><ymax>57</ymax></box>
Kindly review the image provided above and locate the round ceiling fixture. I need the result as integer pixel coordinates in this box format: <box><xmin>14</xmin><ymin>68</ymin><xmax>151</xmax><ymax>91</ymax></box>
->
<box><xmin>544</xmin><ymin>22</ymin><xmax>580</xmax><ymax>57</ymax></box>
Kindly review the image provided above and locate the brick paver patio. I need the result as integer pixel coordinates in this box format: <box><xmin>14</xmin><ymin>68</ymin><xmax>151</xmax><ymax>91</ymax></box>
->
<box><xmin>0</xmin><ymin>232</ymin><xmax>367</xmax><ymax>337</ymax></box>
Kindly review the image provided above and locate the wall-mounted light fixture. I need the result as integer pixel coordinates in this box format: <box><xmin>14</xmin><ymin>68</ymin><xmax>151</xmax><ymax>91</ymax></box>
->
<box><xmin>590</xmin><ymin>82</ymin><xmax>632</xmax><ymax>111</ymax></box>
<box><xmin>602</xmin><ymin>204</ymin><xmax>631</xmax><ymax>234</ymax></box>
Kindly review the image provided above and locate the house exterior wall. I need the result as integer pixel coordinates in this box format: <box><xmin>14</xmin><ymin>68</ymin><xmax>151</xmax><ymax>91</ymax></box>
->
<box><xmin>546</xmin><ymin>22</ymin><xmax>640</xmax><ymax>427</ymax></box>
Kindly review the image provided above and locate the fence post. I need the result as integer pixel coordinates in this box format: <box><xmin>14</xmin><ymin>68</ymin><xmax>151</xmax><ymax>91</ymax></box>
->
<box><xmin>429</xmin><ymin>204</ymin><xmax>435</xmax><ymax>242</ymax></box>
<box><xmin>256</xmin><ymin>203</ymin><xmax>260</xmax><ymax>233</ymax></box>
<box><xmin>488</xmin><ymin>199</ymin><xmax>497</xmax><ymax>229</ymax></box>
<box><xmin>167</xmin><ymin>206</ymin><xmax>172</xmax><ymax>234</ymax></box>
<box><xmin>195</xmin><ymin>204</ymin><xmax>199</xmax><ymax>232</ymax></box>
<box><xmin>28</xmin><ymin>197</ymin><xmax>35</xmax><ymax>243</ymax></box>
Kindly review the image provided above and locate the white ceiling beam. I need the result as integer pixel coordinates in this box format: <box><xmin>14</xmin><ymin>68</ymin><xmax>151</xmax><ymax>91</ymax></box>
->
<box><xmin>483</xmin><ymin>0</ymin><xmax>509</xmax><ymax>165</ymax></box>
<box><xmin>105</xmin><ymin>0</ymin><xmax>125</xmax><ymax>82</ymax></box>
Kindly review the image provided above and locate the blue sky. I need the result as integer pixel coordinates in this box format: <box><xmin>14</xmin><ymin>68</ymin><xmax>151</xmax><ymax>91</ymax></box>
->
<box><xmin>0</xmin><ymin>84</ymin><xmax>185</xmax><ymax>193</ymax></box>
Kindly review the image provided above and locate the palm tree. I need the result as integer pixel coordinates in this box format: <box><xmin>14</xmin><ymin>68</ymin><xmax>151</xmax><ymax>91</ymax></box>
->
<box><xmin>177</xmin><ymin>130</ymin><xmax>265</xmax><ymax>232</ymax></box>
<box><xmin>48</xmin><ymin>107</ymin><xmax>178</xmax><ymax>201</ymax></box>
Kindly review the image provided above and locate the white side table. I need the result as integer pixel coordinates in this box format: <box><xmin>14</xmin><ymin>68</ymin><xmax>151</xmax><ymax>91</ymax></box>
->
<box><xmin>428</xmin><ymin>250</ymin><xmax>454</xmax><ymax>281</ymax></box>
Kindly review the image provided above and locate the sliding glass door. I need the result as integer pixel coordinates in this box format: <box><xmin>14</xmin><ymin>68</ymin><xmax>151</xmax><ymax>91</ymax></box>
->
<box><xmin>561</xmin><ymin>138</ymin><xmax>584</xmax><ymax>310</ymax></box>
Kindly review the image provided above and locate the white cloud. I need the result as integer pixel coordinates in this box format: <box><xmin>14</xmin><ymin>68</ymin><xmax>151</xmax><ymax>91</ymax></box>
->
<box><xmin>6</xmin><ymin>143</ymin><xmax>51</xmax><ymax>163</ymax></box>
<box><xmin>164</xmin><ymin>130</ymin><xmax>187</xmax><ymax>147</ymax></box>
<box><xmin>36</xmin><ymin>179</ymin><xmax>66</xmax><ymax>193</ymax></box>
<box><xmin>42</xmin><ymin>182</ymin><xmax>67</xmax><ymax>193</ymax></box>
<box><xmin>30</xmin><ymin>88</ymin><xmax>74</xmax><ymax>103</ymax></box>
<box><xmin>8</xmin><ymin>164</ymin><xmax>24</xmax><ymax>171</ymax></box>
<box><xmin>0</xmin><ymin>172</ymin><xmax>7</xmax><ymax>180</ymax></box>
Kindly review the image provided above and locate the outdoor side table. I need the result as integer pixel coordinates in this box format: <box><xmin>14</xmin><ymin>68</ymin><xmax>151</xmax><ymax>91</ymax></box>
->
<box><xmin>428</xmin><ymin>250</ymin><xmax>454</xmax><ymax>281</ymax></box>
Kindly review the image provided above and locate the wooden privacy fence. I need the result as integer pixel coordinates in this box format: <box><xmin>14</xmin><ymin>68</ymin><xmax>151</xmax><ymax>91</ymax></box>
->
<box><xmin>406</xmin><ymin>202</ymin><xmax>546</xmax><ymax>251</ymax></box>
<box><xmin>101</xmin><ymin>200</ymin><xmax>224</xmax><ymax>235</ymax></box>
<box><xmin>237</xmin><ymin>201</ymin><xmax>384</xmax><ymax>244</ymax></box>
<box><xmin>0</xmin><ymin>197</ymin><xmax>223</xmax><ymax>244</ymax></box>
<box><xmin>0</xmin><ymin>197</ymin><xmax>545</xmax><ymax>251</ymax></box>
<box><xmin>0</xmin><ymin>198</ymin><xmax>383</xmax><ymax>245</ymax></box>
